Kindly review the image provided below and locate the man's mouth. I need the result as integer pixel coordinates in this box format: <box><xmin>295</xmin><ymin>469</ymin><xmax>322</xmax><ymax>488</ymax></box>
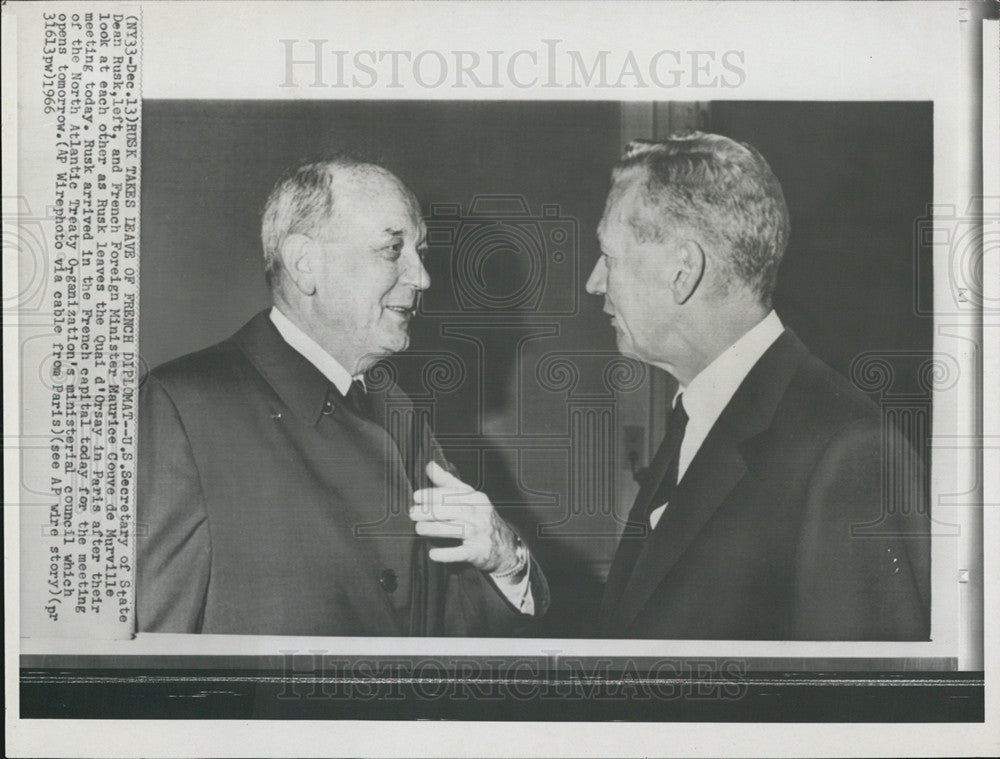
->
<box><xmin>385</xmin><ymin>305</ymin><xmax>416</xmax><ymax>318</ymax></box>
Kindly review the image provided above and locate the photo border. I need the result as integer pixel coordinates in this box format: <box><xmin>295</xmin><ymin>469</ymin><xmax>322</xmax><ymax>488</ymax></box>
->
<box><xmin>6</xmin><ymin>0</ymin><xmax>997</xmax><ymax>754</ymax></box>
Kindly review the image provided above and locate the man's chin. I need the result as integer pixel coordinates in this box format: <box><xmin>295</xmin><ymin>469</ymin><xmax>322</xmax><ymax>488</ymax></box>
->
<box><xmin>358</xmin><ymin>332</ymin><xmax>410</xmax><ymax>368</ymax></box>
<box><xmin>382</xmin><ymin>330</ymin><xmax>411</xmax><ymax>355</ymax></box>
<box><xmin>614</xmin><ymin>337</ymin><xmax>645</xmax><ymax>363</ymax></box>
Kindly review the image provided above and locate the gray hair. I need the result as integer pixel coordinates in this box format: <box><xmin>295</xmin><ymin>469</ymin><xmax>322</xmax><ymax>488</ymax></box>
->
<box><xmin>260</xmin><ymin>156</ymin><xmax>401</xmax><ymax>288</ymax></box>
<box><xmin>612</xmin><ymin>132</ymin><xmax>790</xmax><ymax>304</ymax></box>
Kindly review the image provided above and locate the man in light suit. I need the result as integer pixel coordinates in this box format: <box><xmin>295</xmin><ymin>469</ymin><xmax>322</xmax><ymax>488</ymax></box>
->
<box><xmin>587</xmin><ymin>134</ymin><xmax>929</xmax><ymax>640</ymax></box>
<box><xmin>138</xmin><ymin>157</ymin><xmax>547</xmax><ymax>635</ymax></box>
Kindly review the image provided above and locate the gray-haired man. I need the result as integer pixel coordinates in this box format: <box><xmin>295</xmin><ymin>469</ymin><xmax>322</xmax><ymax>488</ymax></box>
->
<box><xmin>590</xmin><ymin>133</ymin><xmax>929</xmax><ymax>640</ymax></box>
<box><xmin>138</xmin><ymin>157</ymin><xmax>546</xmax><ymax>635</ymax></box>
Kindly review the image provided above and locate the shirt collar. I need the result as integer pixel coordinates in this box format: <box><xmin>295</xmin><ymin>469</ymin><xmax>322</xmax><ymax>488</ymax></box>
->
<box><xmin>269</xmin><ymin>306</ymin><xmax>358</xmax><ymax>397</ymax></box>
<box><xmin>676</xmin><ymin>310</ymin><xmax>785</xmax><ymax>423</ymax></box>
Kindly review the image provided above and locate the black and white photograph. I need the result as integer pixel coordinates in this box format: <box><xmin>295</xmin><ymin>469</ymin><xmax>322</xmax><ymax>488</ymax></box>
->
<box><xmin>136</xmin><ymin>99</ymin><xmax>935</xmax><ymax>642</ymax></box>
<box><xmin>5</xmin><ymin>1</ymin><xmax>997</xmax><ymax>756</ymax></box>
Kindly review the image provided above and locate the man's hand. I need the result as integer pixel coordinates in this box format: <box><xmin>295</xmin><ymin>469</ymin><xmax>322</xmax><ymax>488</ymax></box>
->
<box><xmin>410</xmin><ymin>462</ymin><xmax>522</xmax><ymax>574</ymax></box>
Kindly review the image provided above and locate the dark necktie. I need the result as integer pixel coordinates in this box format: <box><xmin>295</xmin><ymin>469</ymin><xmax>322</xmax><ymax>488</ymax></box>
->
<box><xmin>642</xmin><ymin>395</ymin><xmax>689</xmax><ymax>524</ymax></box>
<box><xmin>601</xmin><ymin>395</ymin><xmax>689</xmax><ymax>621</ymax></box>
<box><xmin>342</xmin><ymin>375</ymin><xmax>429</xmax><ymax>489</ymax></box>
<box><xmin>345</xmin><ymin>378</ymin><xmax>372</xmax><ymax>420</ymax></box>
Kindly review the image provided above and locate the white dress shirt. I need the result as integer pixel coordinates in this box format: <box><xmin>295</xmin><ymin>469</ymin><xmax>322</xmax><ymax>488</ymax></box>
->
<box><xmin>649</xmin><ymin>311</ymin><xmax>785</xmax><ymax>529</ymax></box>
<box><xmin>270</xmin><ymin>307</ymin><xmax>355</xmax><ymax>396</ymax></box>
<box><xmin>269</xmin><ymin>307</ymin><xmax>534</xmax><ymax>614</ymax></box>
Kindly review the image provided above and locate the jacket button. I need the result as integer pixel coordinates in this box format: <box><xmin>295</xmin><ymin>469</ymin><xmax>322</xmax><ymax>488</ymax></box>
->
<box><xmin>379</xmin><ymin>569</ymin><xmax>398</xmax><ymax>593</ymax></box>
<box><xmin>322</xmin><ymin>400</ymin><xmax>335</xmax><ymax>415</ymax></box>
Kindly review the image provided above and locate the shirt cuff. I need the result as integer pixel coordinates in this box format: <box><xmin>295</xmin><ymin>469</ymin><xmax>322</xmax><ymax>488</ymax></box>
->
<box><xmin>490</xmin><ymin>559</ymin><xmax>535</xmax><ymax>616</ymax></box>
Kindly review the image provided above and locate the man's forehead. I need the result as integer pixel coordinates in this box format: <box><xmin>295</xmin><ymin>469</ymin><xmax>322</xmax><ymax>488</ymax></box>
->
<box><xmin>331</xmin><ymin>172</ymin><xmax>422</xmax><ymax>236</ymax></box>
<box><xmin>598</xmin><ymin>181</ymin><xmax>641</xmax><ymax>239</ymax></box>
<box><xmin>375</xmin><ymin>195</ymin><xmax>424</xmax><ymax>237</ymax></box>
<box><xmin>609</xmin><ymin>175</ymin><xmax>644</xmax><ymax>212</ymax></box>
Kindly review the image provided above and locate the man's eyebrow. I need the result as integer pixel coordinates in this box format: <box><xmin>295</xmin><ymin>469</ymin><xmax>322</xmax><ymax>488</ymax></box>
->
<box><xmin>382</xmin><ymin>227</ymin><xmax>405</xmax><ymax>237</ymax></box>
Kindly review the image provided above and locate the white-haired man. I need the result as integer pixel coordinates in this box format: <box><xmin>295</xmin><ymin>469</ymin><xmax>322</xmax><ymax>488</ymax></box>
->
<box><xmin>138</xmin><ymin>158</ymin><xmax>546</xmax><ymax>635</ymax></box>
<box><xmin>588</xmin><ymin>134</ymin><xmax>929</xmax><ymax>640</ymax></box>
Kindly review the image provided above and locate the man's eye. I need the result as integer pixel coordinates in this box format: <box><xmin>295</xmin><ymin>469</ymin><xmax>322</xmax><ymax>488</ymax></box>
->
<box><xmin>383</xmin><ymin>242</ymin><xmax>403</xmax><ymax>260</ymax></box>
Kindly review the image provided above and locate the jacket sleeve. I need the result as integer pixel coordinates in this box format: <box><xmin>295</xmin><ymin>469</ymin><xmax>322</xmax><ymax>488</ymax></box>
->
<box><xmin>135</xmin><ymin>375</ymin><xmax>211</xmax><ymax>633</ymax></box>
<box><xmin>441</xmin><ymin>555</ymin><xmax>551</xmax><ymax>637</ymax></box>
<box><xmin>790</xmin><ymin>417</ymin><xmax>930</xmax><ymax>640</ymax></box>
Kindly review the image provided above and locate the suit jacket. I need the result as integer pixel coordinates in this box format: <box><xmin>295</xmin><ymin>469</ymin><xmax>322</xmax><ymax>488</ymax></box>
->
<box><xmin>599</xmin><ymin>330</ymin><xmax>930</xmax><ymax>640</ymax></box>
<box><xmin>137</xmin><ymin>310</ymin><xmax>548</xmax><ymax>636</ymax></box>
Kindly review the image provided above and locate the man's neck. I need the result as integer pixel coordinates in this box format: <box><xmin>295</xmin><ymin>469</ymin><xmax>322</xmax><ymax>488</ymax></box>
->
<box><xmin>669</xmin><ymin>300</ymin><xmax>771</xmax><ymax>386</ymax></box>
<box><xmin>271</xmin><ymin>295</ymin><xmax>363</xmax><ymax>376</ymax></box>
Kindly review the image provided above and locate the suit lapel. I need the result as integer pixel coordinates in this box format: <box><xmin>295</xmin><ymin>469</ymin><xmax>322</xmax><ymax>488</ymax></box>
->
<box><xmin>600</xmin><ymin>416</ymin><xmax>685</xmax><ymax>615</ymax></box>
<box><xmin>615</xmin><ymin>421</ymin><xmax>748</xmax><ymax>627</ymax></box>
<box><xmin>611</xmin><ymin>329</ymin><xmax>810</xmax><ymax>630</ymax></box>
<box><xmin>233</xmin><ymin>310</ymin><xmax>336</xmax><ymax>425</ymax></box>
<box><xmin>632</xmin><ymin>415</ymin><xmax>687</xmax><ymax>525</ymax></box>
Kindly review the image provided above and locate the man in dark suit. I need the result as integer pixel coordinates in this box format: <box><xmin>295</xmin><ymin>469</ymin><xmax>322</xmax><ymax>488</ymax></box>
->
<box><xmin>138</xmin><ymin>158</ymin><xmax>547</xmax><ymax>635</ymax></box>
<box><xmin>587</xmin><ymin>134</ymin><xmax>929</xmax><ymax>640</ymax></box>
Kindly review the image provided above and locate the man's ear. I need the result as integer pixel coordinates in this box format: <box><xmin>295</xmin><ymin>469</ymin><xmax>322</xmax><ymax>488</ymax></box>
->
<box><xmin>279</xmin><ymin>234</ymin><xmax>318</xmax><ymax>296</ymax></box>
<box><xmin>668</xmin><ymin>239</ymin><xmax>705</xmax><ymax>305</ymax></box>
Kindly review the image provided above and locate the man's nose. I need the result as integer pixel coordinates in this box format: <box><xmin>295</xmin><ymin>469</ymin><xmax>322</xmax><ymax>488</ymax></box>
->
<box><xmin>403</xmin><ymin>252</ymin><xmax>431</xmax><ymax>291</ymax></box>
<box><xmin>585</xmin><ymin>259</ymin><xmax>606</xmax><ymax>295</ymax></box>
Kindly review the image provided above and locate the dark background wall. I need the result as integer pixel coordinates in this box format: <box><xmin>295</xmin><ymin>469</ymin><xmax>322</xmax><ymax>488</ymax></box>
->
<box><xmin>712</xmin><ymin>102</ymin><xmax>934</xmax><ymax>378</ymax></box>
<box><xmin>140</xmin><ymin>101</ymin><xmax>932</xmax><ymax>635</ymax></box>
<box><xmin>139</xmin><ymin>101</ymin><xmax>620</xmax><ymax>367</ymax></box>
